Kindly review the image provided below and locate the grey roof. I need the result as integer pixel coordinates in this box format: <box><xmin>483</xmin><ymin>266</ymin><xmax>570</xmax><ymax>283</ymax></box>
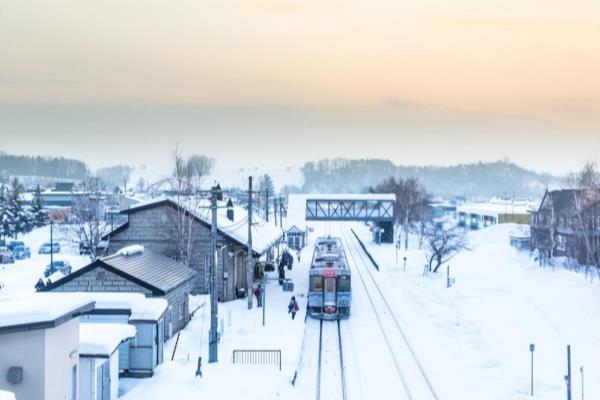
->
<box><xmin>101</xmin><ymin>250</ymin><xmax>197</xmax><ymax>293</ymax></box>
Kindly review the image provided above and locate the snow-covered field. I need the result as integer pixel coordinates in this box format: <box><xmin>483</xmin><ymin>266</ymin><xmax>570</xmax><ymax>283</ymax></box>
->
<box><xmin>351</xmin><ymin>222</ymin><xmax>600</xmax><ymax>400</ymax></box>
<box><xmin>0</xmin><ymin>226</ymin><xmax>90</xmax><ymax>297</ymax></box>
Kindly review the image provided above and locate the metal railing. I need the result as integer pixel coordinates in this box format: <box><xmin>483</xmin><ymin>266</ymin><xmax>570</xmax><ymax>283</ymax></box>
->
<box><xmin>232</xmin><ymin>349</ymin><xmax>282</xmax><ymax>371</ymax></box>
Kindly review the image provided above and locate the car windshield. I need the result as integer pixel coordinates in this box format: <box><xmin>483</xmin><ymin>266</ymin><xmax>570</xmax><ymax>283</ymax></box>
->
<box><xmin>13</xmin><ymin>246</ymin><xmax>24</xmax><ymax>251</ymax></box>
<box><xmin>41</xmin><ymin>243</ymin><xmax>51</xmax><ymax>247</ymax></box>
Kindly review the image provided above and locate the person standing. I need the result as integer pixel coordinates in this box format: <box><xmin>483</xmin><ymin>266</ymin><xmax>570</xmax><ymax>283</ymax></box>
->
<box><xmin>288</xmin><ymin>296</ymin><xmax>299</xmax><ymax>320</ymax></box>
<box><xmin>254</xmin><ymin>284</ymin><xmax>263</xmax><ymax>307</ymax></box>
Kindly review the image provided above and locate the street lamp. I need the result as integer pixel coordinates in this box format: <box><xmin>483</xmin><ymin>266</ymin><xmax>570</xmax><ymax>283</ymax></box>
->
<box><xmin>529</xmin><ymin>343</ymin><xmax>535</xmax><ymax>396</ymax></box>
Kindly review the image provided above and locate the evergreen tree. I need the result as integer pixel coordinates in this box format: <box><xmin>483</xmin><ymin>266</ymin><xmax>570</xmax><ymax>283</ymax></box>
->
<box><xmin>6</xmin><ymin>178</ymin><xmax>30</xmax><ymax>239</ymax></box>
<box><xmin>30</xmin><ymin>184</ymin><xmax>48</xmax><ymax>228</ymax></box>
<box><xmin>0</xmin><ymin>184</ymin><xmax>9</xmax><ymax>240</ymax></box>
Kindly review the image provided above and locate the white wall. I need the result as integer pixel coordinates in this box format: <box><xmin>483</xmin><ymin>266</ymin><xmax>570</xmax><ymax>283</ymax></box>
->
<box><xmin>44</xmin><ymin>318</ymin><xmax>80</xmax><ymax>400</ymax></box>
<box><xmin>0</xmin><ymin>329</ymin><xmax>45</xmax><ymax>400</ymax></box>
<box><xmin>79</xmin><ymin>358</ymin><xmax>95</xmax><ymax>400</ymax></box>
<box><xmin>109</xmin><ymin>351</ymin><xmax>119</xmax><ymax>400</ymax></box>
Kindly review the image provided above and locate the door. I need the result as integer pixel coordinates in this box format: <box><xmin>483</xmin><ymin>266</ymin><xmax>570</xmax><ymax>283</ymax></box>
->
<box><xmin>157</xmin><ymin>319</ymin><xmax>164</xmax><ymax>365</ymax></box>
<box><xmin>323</xmin><ymin>276</ymin><xmax>336</xmax><ymax>315</ymax></box>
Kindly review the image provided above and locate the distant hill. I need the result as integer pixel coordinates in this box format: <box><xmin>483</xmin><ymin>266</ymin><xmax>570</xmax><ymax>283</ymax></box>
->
<box><xmin>0</xmin><ymin>152</ymin><xmax>89</xmax><ymax>181</ymax></box>
<box><xmin>300</xmin><ymin>159</ymin><xmax>564</xmax><ymax>198</ymax></box>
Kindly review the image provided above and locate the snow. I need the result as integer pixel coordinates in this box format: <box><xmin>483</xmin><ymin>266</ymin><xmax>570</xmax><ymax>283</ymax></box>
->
<box><xmin>117</xmin><ymin>245</ymin><xmax>144</xmax><ymax>256</ymax></box>
<box><xmin>0</xmin><ymin>295</ymin><xmax>94</xmax><ymax>328</ymax></box>
<box><xmin>0</xmin><ymin>225</ymin><xmax>91</xmax><ymax>298</ymax></box>
<box><xmin>79</xmin><ymin>323</ymin><xmax>136</xmax><ymax>356</ymax></box>
<box><xmin>124</xmin><ymin>197</ymin><xmax>282</xmax><ymax>255</ymax></box>
<box><xmin>0</xmin><ymin>390</ymin><xmax>15</xmax><ymax>400</ymax></box>
<box><xmin>457</xmin><ymin>200</ymin><xmax>538</xmax><ymax>217</ymax></box>
<box><xmin>13</xmin><ymin>292</ymin><xmax>168</xmax><ymax>322</ymax></box>
<box><xmin>351</xmin><ymin>221</ymin><xmax>600</xmax><ymax>400</ymax></box>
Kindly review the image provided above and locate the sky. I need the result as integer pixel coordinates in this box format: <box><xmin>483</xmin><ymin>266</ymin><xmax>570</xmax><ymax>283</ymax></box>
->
<box><xmin>0</xmin><ymin>0</ymin><xmax>598</xmax><ymax>177</ymax></box>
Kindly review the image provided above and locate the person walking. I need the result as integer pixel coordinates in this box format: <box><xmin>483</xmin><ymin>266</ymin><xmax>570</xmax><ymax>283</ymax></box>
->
<box><xmin>297</xmin><ymin>249</ymin><xmax>301</xmax><ymax>263</ymax></box>
<box><xmin>254</xmin><ymin>284</ymin><xmax>263</xmax><ymax>307</ymax></box>
<box><xmin>288</xmin><ymin>296</ymin><xmax>299</xmax><ymax>320</ymax></box>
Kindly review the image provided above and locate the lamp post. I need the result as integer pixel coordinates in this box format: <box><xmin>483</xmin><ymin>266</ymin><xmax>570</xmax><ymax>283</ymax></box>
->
<box><xmin>208</xmin><ymin>186</ymin><xmax>219</xmax><ymax>363</ymax></box>
<box><xmin>403</xmin><ymin>256</ymin><xmax>407</xmax><ymax>272</ymax></box>
<box><xmin>529</xmin><ymin>343</ymin><xmax>535</xmax><ymax>396</ymax></box>
<box><xmin>50</xmin><ymin>220</ymin><xmax>54</xmax><ymax>268</ymax></box>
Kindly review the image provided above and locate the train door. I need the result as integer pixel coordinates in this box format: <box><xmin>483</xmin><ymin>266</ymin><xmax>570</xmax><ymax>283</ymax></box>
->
<box><xmin>323</xmin><ymin>274</ymin><xmax>337</xmax><ymax>316</ymax></box>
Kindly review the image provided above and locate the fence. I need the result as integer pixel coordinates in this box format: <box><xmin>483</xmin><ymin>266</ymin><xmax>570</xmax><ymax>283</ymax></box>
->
<box><xmin>232</xmin><ymin>349</ymin><xmax>282</xmax><ymax>371</ymax></box>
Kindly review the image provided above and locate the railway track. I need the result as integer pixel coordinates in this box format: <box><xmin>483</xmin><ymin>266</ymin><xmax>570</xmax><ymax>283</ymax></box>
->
<box><xmin>316</xmin><ymin>319</ymin><xmax>347</xmax><ymax>400</ymax></box>
<box><xmin>337</xmin><ymin>224</ymin><xmax>440</xmax><ymax>400</ymax></box>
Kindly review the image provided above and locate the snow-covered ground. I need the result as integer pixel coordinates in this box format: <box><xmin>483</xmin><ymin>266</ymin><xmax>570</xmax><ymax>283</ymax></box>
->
<box><xmin>2</xmin><ymin>222</ymin><xmax>598</xmax><ymax>400</ymax></box>
<box><xmin>0</xmin><ymin>226</ymin><xmax>90</xmax><ymax>297</ymax></box>
<box><xmin>350</xmin><ymin>221</ymin><xmax>600</xmax><ymax>400</ymax></box>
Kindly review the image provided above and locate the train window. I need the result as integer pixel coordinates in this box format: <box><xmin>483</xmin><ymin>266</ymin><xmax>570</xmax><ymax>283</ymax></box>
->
<box><xmin>310</xmin><ymin>276</ymin><xmax>323</xmax><ymax>292</ymax></box>
<box><xmin>337</xmin><ymin>275</ymin><xmax>351</xmax><ymax>292</ymax></box>
<box><xmin>324</xmin><ymin>277</ymin><xmax>335</xmax><ymax>292</ymax></box>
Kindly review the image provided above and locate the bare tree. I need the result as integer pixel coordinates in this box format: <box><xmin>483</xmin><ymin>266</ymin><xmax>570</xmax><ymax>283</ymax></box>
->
<box><xmin>60</xmin><ymin>179</ymin><xmax>110</xmax><ymax>260</ymax></box>
<box><xmin>423</xmin><ymin>222</ymin><xmax>468</xmax><ymax>273</ymax></box>
<box><xmin>568</xmin><ymin>162</ymin><xmax>600</xmax><ymax>274</ymax></box>
<box><xmin>372</xmin><ymin>177</ymin><xmax>430</xmax><ymax>249</ymax></box>
<box><xmin>166</xmin><ymin>147</ymin><xmax>215</xmax><ymax>265</ymax></box>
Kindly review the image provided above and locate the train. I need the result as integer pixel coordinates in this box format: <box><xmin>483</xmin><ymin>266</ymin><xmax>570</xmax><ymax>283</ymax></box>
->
<box><xmin>307</xmin><ymin>236</ymin><xmax>352</xmax><ymax>320</ymax></box>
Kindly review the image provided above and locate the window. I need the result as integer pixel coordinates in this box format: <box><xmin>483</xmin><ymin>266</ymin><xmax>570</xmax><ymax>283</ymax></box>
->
<box><xmin>309</xmin><ymin>276</ymin><xmax>322</xmax><ymax>292</ymax></box>
<box><xmin>556</xmin><ymin>235</ymin><xmax>566</xmax><ymax>252</ymax></box>
<box><xmin>337</xmin><ymin>276</ymin><xmax>351</xmax><ymax>292</ymax></box>
<box><xmin>324</xmin><ymin>277</ymin><xmax>335</xmax><ymax>292</ymax></box>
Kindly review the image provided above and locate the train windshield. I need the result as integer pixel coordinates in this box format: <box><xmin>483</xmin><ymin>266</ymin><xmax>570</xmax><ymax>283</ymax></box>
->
<box><xmin>337</xmin><ymin>275</ymin><xmax>351</xmax><ymax>292</ymax></box>
<box><xmin>324</xmin><ymin>277</ymin><xmax>336</xmax><ymax>293</ymax></box>
<box><xmin>310</xmin><ymin>276</ymin><xmax>323</xmax><ymax>292</ymax></box>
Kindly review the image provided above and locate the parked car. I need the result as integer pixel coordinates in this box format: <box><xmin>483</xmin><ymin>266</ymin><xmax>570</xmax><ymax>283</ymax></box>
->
<box><xmin>0</xmin><ymin>250</ymin><xmax>15</xmax><ymax>264</ymax></box>
<box><xmin>7</xmin><ymin>241</ymin><xmax>24</xmax><ymax>252</ymax></box>
<box><xmin>38</xmin><ymin>242</ymin><xmax>60</xmax><ymax>254</ymax></box>
<box><xmin>44</xmin><ymin>260</ymin><xmax>71</xmax><ymax>277</ymax></box>
<box><xmin>12</xmin><ymin>245</ymin><xmax>31</xmax><ymax>259</ymax></box>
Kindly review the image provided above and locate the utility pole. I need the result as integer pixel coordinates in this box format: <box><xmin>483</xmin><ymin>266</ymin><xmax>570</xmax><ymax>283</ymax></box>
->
<box><xmin>566</xmin><ymin>345</ymin><xmax>572</xmax><ymax>400</ymax></box>
<box><xmin>209</xmin><ymin>187</ymin><xmax>219</xmax><ymax>363</ymax></box>
<box><xmin>247</xmin><ymin>177</ymin><xmax>254</xmax><ymax>310</ymax></box>
<box><xmin>273</xmin><ymin>197</ymin><xmax>278</xmax><ymax>227</ymax></box>
<box><xmin>265</xmin><ymin>188</ymin><xmax>269</xmax><ymax>221</ymax></box>
<box><xmin>279</xmin><ymin>197</ymin><xmax>283</xmax><ymax>229</ymax></box>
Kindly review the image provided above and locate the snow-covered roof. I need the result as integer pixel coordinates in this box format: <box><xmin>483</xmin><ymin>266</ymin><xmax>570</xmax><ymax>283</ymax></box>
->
<box><xmin>457</xmin><ymin>201</ymin><xmax>538</xmax><ymax>218</ymax></box>
<box><xmin>28</xmin><ymin>292</ymin><xmax>168</xmax><ymax>322</ymax></box>
<box><xmin>284</xmin><ymin>193</ymin><xmax>397</xmax><ymax>231</ymax></box>
<box><xmin>79</xmin><ymin>323</ymin><xmax>136</xmax><ymax>357</ymax></box>
<box><xmin>0</xmin><ymin>390</ymin><xmax>15</xmax><ymax>400</ymax></box>
<box><xmin>0</xmin><ymin>296</ymin><xmax>95</xmax><ymax>333</ymax></box>
<box><xmin>123</xmin><ymin>197</ymin><xmax>283</xmax><ymax>255</ymax></box>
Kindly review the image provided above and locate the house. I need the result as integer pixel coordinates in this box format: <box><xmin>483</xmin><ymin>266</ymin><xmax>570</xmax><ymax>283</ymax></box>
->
<box><xmin>0</xmin><ymin>296</ymin><xmax>95</xmax><ymax>400</ymax></box>
<box><xmin>42</xmin><ymin>246</ymin><xmax>195</xmax><ymax>340</ymax></box>
<box><xmin>531</xmin><ymin>189</ymin><xmax>600</xmax><ymax>265</ymax></box>
<box><xmin>457</xmin><ymin>200</ymin><xmax>536</xmax><ymax>230</ymax></box>
<box><xmin>102</xmin><ymin>197</ymin><xmax>283</xmax><ymax>301</ymax></box>
<box><xmin>34</xmin><ymin>292</ymin><xmax>168</xmax><ymax>377</ymax></box>
<box><xmin>79</xmin><ymin>323</ymin><xmax>136</xmax><ymax>400</ymax></box>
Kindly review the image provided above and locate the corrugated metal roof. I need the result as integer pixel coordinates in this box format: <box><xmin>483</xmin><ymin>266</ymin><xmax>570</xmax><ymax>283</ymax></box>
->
<box><xmin>102</xmin><ymin>250</ymin><xmax>196</xmax><ymax>293</ymax></box>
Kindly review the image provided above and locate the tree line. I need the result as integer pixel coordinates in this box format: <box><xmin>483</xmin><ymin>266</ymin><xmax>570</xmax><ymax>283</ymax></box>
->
<box><xmin>0</xmin><ymin>152</ymin><xmax>89</xmax><ymax>180</ymax></box>
<box><xmin>0</xmin><ymin>179</ymin><xmax>47</xmax><ymax>240</ymax></box>
<box><xmin>301</xmin><ymin>158</ymin><xmax>564</xmax><ymax>198</ymax></box>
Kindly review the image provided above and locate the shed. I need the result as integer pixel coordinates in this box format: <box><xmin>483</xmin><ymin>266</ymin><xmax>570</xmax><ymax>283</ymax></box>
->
<box><xmin>42</xmin><ymin>246</ymin><xmax>195</xmax><ymax>340</ymax></box>
<box><xmin>79</xmin><ymin>323</ymin><xmax>136</xmax><ymax>400</ymax></box>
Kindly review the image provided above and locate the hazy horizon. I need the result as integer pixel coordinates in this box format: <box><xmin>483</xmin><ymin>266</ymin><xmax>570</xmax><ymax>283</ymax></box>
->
<box><xmin>1</xmin><ymin>0</ymin><xmax>598</xmax><ymax>177</ymax></box>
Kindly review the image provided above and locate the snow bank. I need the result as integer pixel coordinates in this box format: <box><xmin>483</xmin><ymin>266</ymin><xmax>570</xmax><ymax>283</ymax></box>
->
<box><xmin>79</xmin><ymin>323</ymin><xmax>136</xmax><ymax>356</ymax></box>
<box><xmin>117</xmin><ymin>245</ymin><xmax>144</xmax><ymax>256</ymax></box>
